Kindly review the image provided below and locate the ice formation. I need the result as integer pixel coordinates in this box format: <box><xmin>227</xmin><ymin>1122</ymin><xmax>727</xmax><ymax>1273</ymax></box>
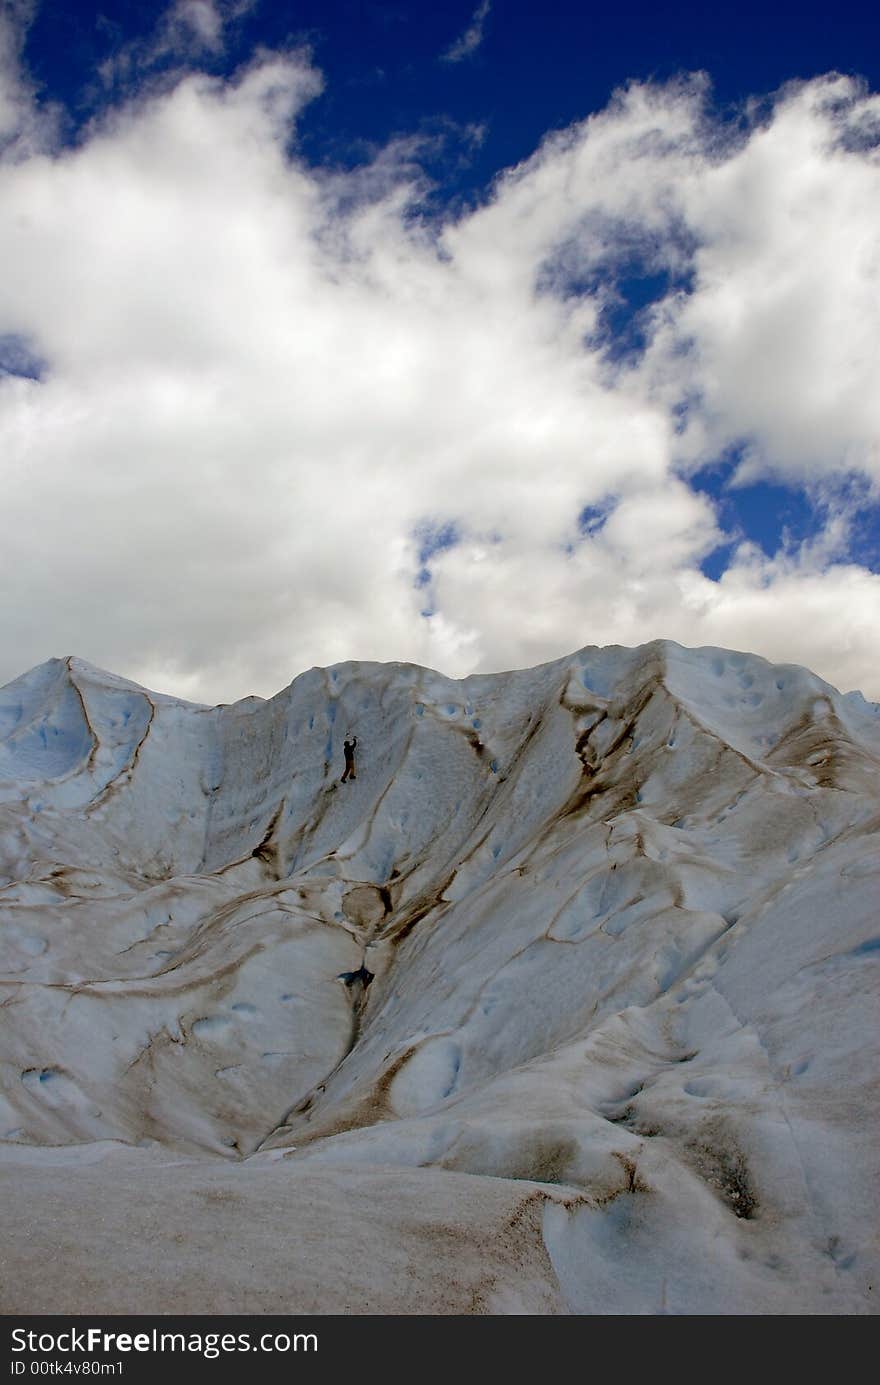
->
<box><xmin>1</xmin><ymin>641</ymin><xmax>878</xmax><ymax>1313</ymax></box>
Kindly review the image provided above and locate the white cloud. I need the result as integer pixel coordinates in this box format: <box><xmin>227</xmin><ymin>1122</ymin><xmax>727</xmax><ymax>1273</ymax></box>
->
<box><xmin>0</xmin><ymin>0</ymin><xmax>60</xmax><ymax>156</ymax></box>
<box><xmin>442</xmin><ymin>2</ymin><xmax>492</xmax><ymax>65</ymax></box>
<box><xmin>98</xmin><ymin>0</ymin><xmax>258</xmax><ymax>90</ymax></box>
<box><xmin>167</xmin><ymin>2</ymin><xmax>225</xmax><ymax>54</ymax></box>
<box><xmin>660</xmin><ymin>79</ymin><xmax>880</xmax><ymax>485</ymax></box>
<box><xmin>0</xmin><ymin>45</ymin><xmax>879</xmax><ymax>703</ymax></box>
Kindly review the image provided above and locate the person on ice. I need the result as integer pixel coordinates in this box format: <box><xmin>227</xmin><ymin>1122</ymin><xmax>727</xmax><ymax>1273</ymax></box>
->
<box><xmin>341</xmin><ymin>735</ymin><xmax>358</xmax><ymax>782</ymax></box>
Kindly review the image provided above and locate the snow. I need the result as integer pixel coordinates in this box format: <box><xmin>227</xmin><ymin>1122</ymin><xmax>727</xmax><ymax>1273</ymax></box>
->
<box><xmin>0</xmin><ymin>639</ymin><xmax>877</xmax><ymax>1314</ymax></box>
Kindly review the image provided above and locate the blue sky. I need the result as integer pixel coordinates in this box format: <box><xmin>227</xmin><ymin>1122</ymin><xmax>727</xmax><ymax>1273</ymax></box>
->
<box><xmin>1</xmin><ymin>1</ymin><xmax>879</xmax><ymax>699</ymax></box>
<box><xmin>24</xmin><ymin>3</ymin><xmax>880</xmax><ymax>165</ymax></box>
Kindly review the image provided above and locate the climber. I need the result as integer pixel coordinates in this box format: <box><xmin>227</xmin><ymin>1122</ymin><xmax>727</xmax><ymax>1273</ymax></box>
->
<box><xmin>341</xmin><ymin>735</ymin><xmax>358</xmax><ymax>782</ymax></box>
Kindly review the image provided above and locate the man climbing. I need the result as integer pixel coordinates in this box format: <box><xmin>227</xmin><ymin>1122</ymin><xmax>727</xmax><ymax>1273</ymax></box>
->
<box><xmin>341</xmin><ymin>735</ymin><xmax>358</xmax><ymax>782</ymax></box>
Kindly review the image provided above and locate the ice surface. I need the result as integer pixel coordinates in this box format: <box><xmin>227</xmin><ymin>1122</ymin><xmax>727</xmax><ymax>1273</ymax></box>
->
<box><xmin>0</xmin><ymin>640</ymin><xmax>877</xmax><ymax>1313</ymax></box>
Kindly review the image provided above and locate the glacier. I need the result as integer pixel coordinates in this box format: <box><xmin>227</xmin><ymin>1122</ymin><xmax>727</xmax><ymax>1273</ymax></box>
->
<box><xmin>0</xmin><ymin>639</ymin><xmax>877</xmax><ymax>1314</ymax></box>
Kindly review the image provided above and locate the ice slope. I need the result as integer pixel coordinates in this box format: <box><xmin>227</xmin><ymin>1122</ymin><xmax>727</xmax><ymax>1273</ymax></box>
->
<box><xmin>0</xmin><ymin>641</ymin><xmax>878</xmax><ymax>1314</ymax></box>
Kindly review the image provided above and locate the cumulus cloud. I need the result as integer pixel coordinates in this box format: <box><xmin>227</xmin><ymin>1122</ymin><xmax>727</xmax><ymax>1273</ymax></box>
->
<box><xmin>442</xmin><ymin>1</ymin><xmax>492</xmax><ymax>65</ymax></box>
<box><xmin>657</xmin><ymin>80</ymin><xmax>880</xmax><ymax>485</ymax></box>
<box><xmin>0</xmin><ymin>39</ymin><xmax>878</xmax><ymax>702</ymax></box>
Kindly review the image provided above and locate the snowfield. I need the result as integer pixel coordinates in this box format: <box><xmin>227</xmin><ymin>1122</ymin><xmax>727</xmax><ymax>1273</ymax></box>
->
<box><xmin>0</xmin><ymin>640</ymin><xmax>878</xmax><ymax>1314</ymax></box>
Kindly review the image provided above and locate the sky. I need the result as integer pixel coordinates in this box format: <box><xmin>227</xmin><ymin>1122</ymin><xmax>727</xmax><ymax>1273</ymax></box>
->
<box><xmin>1</xmin><ymin>0</ymin><xmax>879</xmax><ymax>703</ymax></box>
